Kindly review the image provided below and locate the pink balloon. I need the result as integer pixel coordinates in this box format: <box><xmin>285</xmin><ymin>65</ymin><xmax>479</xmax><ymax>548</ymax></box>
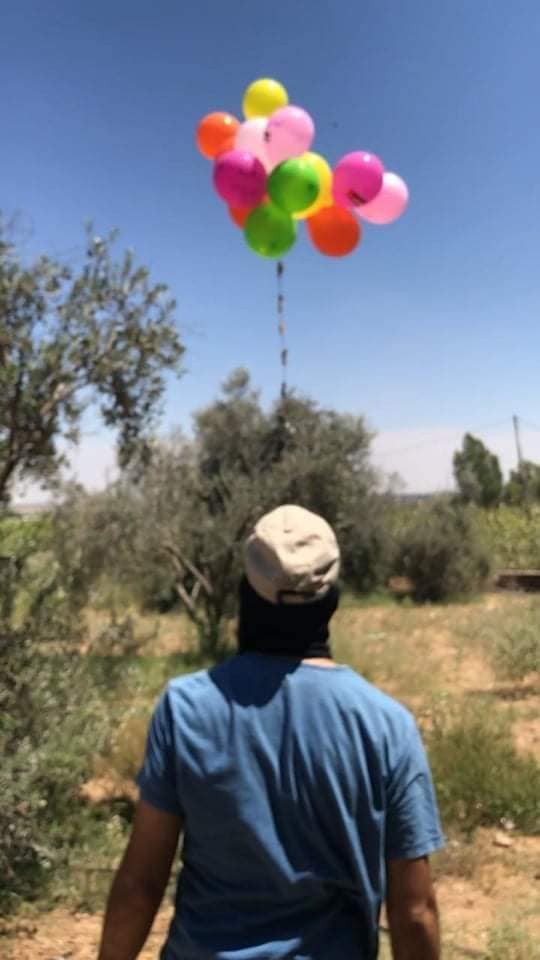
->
<box><xmin>332</xmin><ymin>152</ymin><xmax>384</xmax><ymax>209</ymax></box>
<box><xmin>265</xmin><ymin>106</ymin><xmax>315</xmax><ymax>167</ymax></box>
<box><xmin>357</xmin><ymin>172</ymin><xmax>409</xmax><ymax>224</ymax></box>
<box><xmin>234</xmin><ymin>118</ymin><xmax>272</xmax><ymax>171</ymax></box>
<box><xmin>213</xmin><ymin>150</ymin><xmax>267</xmax><ymax>208</ymax></box>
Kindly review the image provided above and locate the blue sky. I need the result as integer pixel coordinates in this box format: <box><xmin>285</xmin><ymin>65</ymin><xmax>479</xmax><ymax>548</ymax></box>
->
<box><xmin>2</xmin><ymin>1</ymin><xmax>540</xmax><ymax>491</ymax></box>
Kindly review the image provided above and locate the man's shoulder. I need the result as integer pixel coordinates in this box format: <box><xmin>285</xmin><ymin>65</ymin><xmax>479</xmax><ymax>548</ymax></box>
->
<box><xmin>335</xmin><ymin>668</ymin><xmax>414</xmax><ymax>723</ymax></box>
<box><xmin>166</xmin><ymin>667</ymin><xmax>214</xmax><ymax>697</ymax></box>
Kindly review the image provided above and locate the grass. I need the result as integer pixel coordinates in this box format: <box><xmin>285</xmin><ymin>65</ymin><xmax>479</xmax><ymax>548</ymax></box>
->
<box><xmin>427</xmin><ymin>700</ymin><xmax>540</xmax><ymax>835</ymax></box>
<box><xmin>332</xmin><ymin>605</ymin><xmax>450</xmax><ymax>705</ymax></box>
<box><xmin>81</xmin><ymin>598</ymin><xmax>540</xmax><ymax>842</ymax></box>
<box><xmin>484</xmin><ymin>921</ymin><xmax>540</xmax><ymax>960</ymax></box>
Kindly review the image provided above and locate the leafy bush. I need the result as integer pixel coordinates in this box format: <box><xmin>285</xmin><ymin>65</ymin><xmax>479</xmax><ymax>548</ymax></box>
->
<box><xmin>394</xmin><ymin>499</ymin><xmax>491</xmax><ymax>602</ymax></box>
<box><xmin>0</xmin><ymin>635</ymin><xmax>112</xmax><ymax>912</ymax></box>
<box><xmin>428</xmin><ymin>702</ymin><xmax>540</xmax><ymax>835</ymax></box>
<box><xmin>490</xmin><ymin>612</ymin><xmax>540</xmax><ymax>681</ymax></box>
<box><xmin>0</xmin><ymin>518</ymin><xmax>115</xmax><ymax>915</ymax></box>
<box><xmin>474</xmin><ymin>505</ymin><xmax>540</xmax><ymax>570</ymax></box>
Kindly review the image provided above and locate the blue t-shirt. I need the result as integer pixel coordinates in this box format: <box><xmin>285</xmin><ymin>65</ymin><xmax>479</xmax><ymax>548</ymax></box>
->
<box><xmin>137</xmin><ymin>654</ymin><xmax>445</xmax><ymax>960</ymax></box>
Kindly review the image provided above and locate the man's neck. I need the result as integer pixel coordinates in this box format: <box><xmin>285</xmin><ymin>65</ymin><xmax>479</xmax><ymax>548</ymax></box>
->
<box><xmin>301</xmin><ymin>657</ymin><xmax>337</xmax><ymax>668</ymax></box>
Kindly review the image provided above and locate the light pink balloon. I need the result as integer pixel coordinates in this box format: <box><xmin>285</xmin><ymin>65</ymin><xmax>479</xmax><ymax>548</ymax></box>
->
<box><xmin>234</xmin><ymin>118</ymin><xmax>272</xmax><ymax>171</ymax></box>
<box><xmin>265</xmin><ymin>105</ymin><xmax>315</xmax><ymax>167</ymax></box>
<box><xmin>213</xmin><ymin>149</ymin><xmax>267</xmax><ymax>208</ymax></box>
<box><xmin>332</xmin><ymin>152</ymin><xmax>384</xmax><ymax>209</ymax></box>
<box><xmin>357</xmin><ymin>172</ymin><xmax>409</xmax><ymax>225</ymax></box>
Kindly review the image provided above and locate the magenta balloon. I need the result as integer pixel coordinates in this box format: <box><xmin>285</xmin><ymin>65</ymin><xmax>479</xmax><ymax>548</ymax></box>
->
<box><xmin>234</xmin><ymin>118</ymin><xmax>271</xmax><ymax>171</ymax></box>
<box><xmin>265</xmin><ymin>105</ymin><xmax>315</xmax><ymax>167</ymax></box>
<box><xmin>332</xmin><ymin>152</ymin><xmax>384</xmax><ymax>209</ymax></box>
<box><xmin>357</xmin><ymin>172</ymin><xmax>409</xmax><ymax>225</ymax></box>
<box><xmin>213</xmin><ymin>150</ymin><xmax>267</xmax><ymax>208</ymax></box>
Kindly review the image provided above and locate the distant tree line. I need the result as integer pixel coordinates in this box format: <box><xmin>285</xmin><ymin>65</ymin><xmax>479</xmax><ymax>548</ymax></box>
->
<box><xmin>453</xmin><ymin>432</ymin><xmax>540</xmax><ymax>508</ymax></box>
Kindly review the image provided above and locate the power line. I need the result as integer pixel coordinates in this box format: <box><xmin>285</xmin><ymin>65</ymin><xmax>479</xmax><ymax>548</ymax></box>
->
<box><xmin>374</xmin><ymin>419</ymin><xmax>509</xmax><ymax>460</ymax></box>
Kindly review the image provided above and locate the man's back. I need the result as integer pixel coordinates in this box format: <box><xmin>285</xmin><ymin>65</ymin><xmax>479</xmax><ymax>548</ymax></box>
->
<box><xmin>137</xmin><ymin>653</ymin><xmax>444</xmax><ymax>960</ymax></box>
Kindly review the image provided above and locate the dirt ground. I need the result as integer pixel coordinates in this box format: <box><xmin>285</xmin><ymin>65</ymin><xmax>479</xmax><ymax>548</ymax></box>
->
<box><xmin>5</xmin><ymin>836</ymin><xmax>540</xmax><ymax>960</ymax></box>
<box><xmin>4</xmin><ymin>594</ymin><xmax>539</xmax><ymax>959</ymax></box>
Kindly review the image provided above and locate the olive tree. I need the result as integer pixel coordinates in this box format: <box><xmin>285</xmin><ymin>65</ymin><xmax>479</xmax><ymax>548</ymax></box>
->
<box><xmin>107</xmin><ymin>370</ymin><xmax>388</xmax><ymax>657</ymax></box>
<box><xmin>0</xmin><ymin>220</ymin><xmax>184</xmax><ymax>504</ymax></box>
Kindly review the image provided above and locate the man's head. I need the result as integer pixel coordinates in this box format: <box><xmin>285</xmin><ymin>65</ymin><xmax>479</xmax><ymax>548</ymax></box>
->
<box><xmin>245</xmin><ymin>504</ymin><xmax>340</xmax><ymax>606</ymax></box>
<box><xmin>239</xmin><ymin>506</ymin><xmax>340</xmax><ymax>658</ymax></box>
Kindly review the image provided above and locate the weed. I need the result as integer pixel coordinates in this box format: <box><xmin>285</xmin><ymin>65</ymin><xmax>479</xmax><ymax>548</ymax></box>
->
<box><xmin>491</xmin><ymin>621</ymin><xmax>540</xmax><ymax>682</ymax></box>
<box><xmin>484</xmin><ymin>921</ymin><xmax>540</xmax><ymax>960</ymax></box>
<box><xmin>428</xmin><ymin>701</ymin><xmax>540</xmax><ymax>834</ymax></box>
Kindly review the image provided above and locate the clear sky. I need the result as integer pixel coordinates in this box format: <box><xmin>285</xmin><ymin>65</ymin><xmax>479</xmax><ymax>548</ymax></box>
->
<box><xmin>2</xmin><ymin>0</ymin><xmax>540</xmax><ymax>493</ymax></box>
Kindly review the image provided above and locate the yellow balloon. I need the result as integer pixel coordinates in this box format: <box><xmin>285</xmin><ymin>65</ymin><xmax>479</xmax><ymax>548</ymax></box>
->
<box><xmin>294</xmin><ymin>152</ymin><xmax>333</xmax><ymax>220</ymax></box>
<box><xmin>242</xmin><ymin>78</ymin><xmax>289</xmax><ymax>119</ymax></box>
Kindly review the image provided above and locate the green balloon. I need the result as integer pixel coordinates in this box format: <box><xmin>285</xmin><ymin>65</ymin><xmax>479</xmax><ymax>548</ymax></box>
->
<box><xmin>267</xmin><ymin>158</ymin><xmax>321</xmax><ymax>214</ymax></box>
<box><xmin>244</xmin><ymin>203</ymin><xmax>297</xmax><ymax>258</ymax></box>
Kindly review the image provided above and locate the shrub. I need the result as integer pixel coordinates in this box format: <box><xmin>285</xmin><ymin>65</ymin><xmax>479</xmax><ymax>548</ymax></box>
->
<box><xmin>491</xmin><ymin>616</ymin><xmax>540</xmax><ymax>681</ymax></box>
<box><xmin>394</xmin><ymin>499</ymin><xmax>491</xmax><ymax>602</ymax></box>
<box><xmin>428</xmin><ymin>702</ymin><xmax>540</xmax><ymax>835</ymax></box>
<box><xmin>0</xmin><ymin>635</ymin><xmax>112</xmax><ymax>913</ymax></box>
<box><xmin>0</xmin><ymin>518</ymin><xmax>115</xmax><ymax>915</ymax></box>
<box><xmin>474</xmin><ymin>505</ymin><xmax>540</xmax><ymax>570</ymax></box>
<box><xmin>484</xmin><ymin>922</ymin><xmax>540</xmax><ymax>960</ymax></box>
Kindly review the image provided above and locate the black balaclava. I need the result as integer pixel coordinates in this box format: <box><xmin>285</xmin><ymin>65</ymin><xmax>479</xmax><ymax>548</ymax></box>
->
<box><xmin>237</xmin><ymin>576</ymin><xmax>339</xmax><ymax>660</ymax></box>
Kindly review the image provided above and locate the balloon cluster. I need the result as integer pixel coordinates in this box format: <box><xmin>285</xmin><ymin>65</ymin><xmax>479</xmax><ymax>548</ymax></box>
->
<box><xmin>196</xmin><ymin>78</ymin><xmax>409</xmax><ymax>259</ymax></box>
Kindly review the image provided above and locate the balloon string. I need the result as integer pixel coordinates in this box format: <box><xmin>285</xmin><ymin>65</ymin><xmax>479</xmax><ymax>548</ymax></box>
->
<box><xmin>277</xmin><ymin>260</ymin><xmax>287</xmax><ymax>399</ymax></box>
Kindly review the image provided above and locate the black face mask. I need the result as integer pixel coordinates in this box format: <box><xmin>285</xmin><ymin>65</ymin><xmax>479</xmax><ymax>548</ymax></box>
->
<box><xmin>237</xmin><ymin>577</ymin><xmax>339</xmax><ymax>660</ymax></box>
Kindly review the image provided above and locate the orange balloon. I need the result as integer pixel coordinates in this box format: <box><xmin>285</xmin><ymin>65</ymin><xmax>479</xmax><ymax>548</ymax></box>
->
<box><xmin>215</xmin><ymin>134</ymin><xmax>237</xmax><ymax>158</ymax></box>
<box><xmin>228</xmin><ymin>195</ymin><xmax>270</xmax><ymax>228</ymax></box>
<box><xmin>229</xmin><ymin>206</ymin><xmax>251</xmax><ymax>228</ymax></box>
<box><xmin>196</xmin><ymin>112</ymin><xmax>240</xmax><ymax>159</ymax></box>
<box><xmin>307</xmin><ymin>205</ymin><xmax>361</xmax><ymax>257</ymax></box>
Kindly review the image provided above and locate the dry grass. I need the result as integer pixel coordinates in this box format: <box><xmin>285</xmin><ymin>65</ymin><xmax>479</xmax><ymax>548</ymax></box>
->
<box><xmin>7</xmin><ymin>592</ymin><xmax>538</xmax><ymax>959</ymax></box>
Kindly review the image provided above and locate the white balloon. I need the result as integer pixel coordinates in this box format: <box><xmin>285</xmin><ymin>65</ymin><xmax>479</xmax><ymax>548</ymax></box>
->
<box><xmin>235</xmin><ymin>118</ymin><xmax>272</xmax><ymax>171</ymax></box>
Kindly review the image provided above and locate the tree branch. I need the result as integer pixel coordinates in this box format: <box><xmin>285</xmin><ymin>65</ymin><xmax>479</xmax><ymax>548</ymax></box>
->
<box><xmin>163</xmin><ymin>542</ymin><xmax>213</xmax><ymax>597</ymax></box>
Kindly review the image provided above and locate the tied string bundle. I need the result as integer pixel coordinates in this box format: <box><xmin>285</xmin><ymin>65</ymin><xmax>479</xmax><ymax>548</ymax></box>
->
<box><xmin>237</xmin><ymin>576</ymin><xmax>339</xmax><ymax>660</ymax></box>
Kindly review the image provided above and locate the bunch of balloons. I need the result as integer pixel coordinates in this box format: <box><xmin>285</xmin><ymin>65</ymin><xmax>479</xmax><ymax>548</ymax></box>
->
<box><xmin>196</xmin><ymin>78</ymin><xmax>409</xmax><ymax>259</ymax></box>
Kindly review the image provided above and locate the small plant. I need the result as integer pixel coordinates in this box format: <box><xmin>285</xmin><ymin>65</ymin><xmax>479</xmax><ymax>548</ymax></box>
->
<box><xmin>484</xmin><ymin>921</ymin><xmax>540</xmax><ymax>960</ymax></box>
<box><xmin>428</xmin><ymin>701</ymin><xmax>540</xmax><ymax>835</ymax></box>
<box><xmin>491</xmin><ymin>616</ymin><xmax>540</xmax><ymax>681</ymax></box>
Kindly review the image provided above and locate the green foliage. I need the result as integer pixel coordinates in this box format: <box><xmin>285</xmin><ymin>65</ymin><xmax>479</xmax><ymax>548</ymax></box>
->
<box><xmin>0</xmin><ymin>518</ymin><xmax>114</xmax><ymax>915</ymax></box>
<box><xmin>504</xmin><ymin>460</ymin><xmax>540</xmax><ymax>506</ymax></box>
<box><xmin>474</xmin><ymin>505</ymin><xmax>540</xmax><ymax>569</ymax></box>
<box><xmin>483</xmin><ymin>922</ymin><xmax>540</xmax><ymax>960</ymax></box>
<box><xmin>55</xmin><ymin>370</ymin><xmax>390</xmax><ymax>659</ymax></box>
<box><xmin>488</xmin><ymin>606</ymin><xmax>540</xmax><ymax>681</ymax></box>
<box><xmin>453</xmin><ymin>433</ymin><xmax>503</xmax><ymax>507</ymax></box>
<box><xmin>0</xmin><ymin>219</ymin><xmax>184</xmax><ymax>504</ymax></box>
<box><xmin>394</xmin><ymin>499</ymin><xmax>491</xmax><ymax>602</ymax></box>
<box><xmin>428</xmin><ymin>702</ymin><xmax>540</xmax><ymax>835</ymax></box>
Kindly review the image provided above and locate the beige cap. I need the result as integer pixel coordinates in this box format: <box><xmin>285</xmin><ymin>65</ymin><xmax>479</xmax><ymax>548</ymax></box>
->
<box><xmin>245</xmin><ymin>504</ymin><xmax>340</xmax><ymax>605</ymax></box>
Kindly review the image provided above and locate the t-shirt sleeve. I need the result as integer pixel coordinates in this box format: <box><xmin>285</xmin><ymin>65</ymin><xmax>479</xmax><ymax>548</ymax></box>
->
<box><xmin>385</xmin><ymin>720</ymin><xmax>445</xmax><ymax>860</ymax></box>
<box><xmin>136</xmin><ymin>686</ymin><xmax>184</xmax><ymax>817</ymax></box>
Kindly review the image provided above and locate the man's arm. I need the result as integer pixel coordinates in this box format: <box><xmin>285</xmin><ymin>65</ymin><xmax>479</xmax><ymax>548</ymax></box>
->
<box><xmin>97</xmin><ymin>798</ymin><xmax>183</xmax><ymax>960</ymax></box>
<box><xmin>386</xmin><ymin>856</ymin><xmax>440</xmax><ymax>960</ymax></box>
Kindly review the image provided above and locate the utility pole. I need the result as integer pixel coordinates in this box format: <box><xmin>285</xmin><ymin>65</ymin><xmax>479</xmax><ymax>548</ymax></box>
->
<box><xmin>512</xmin><ymin>414</ymin><xmax>523</xmax><ymax>469</ymax></box>
<box><xmin>513</xmin><ymin>414</ymin><xmax>530</xmax><ymax>514</ymax></box>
